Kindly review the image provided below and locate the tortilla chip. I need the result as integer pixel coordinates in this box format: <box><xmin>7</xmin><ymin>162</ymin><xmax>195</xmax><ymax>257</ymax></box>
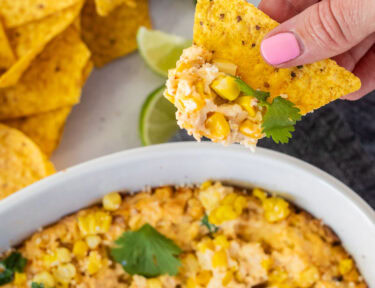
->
<box><xmin>81</xmin><ymin>0</ymin><xmax>151</xmax><ymax>67</ymax></box>
<box><xmin>3</xmin><ymin>107</ymin><xmax>72</xmax><ymax>157</ymax></box>
<box><xmin>0</xmin><ymin>0</ymin><xmax>80</xmax><ymax>28</ymax></box>
<box><xmin>0</xmin><ymin>26</ymin><xmax>91</xmax><ymax>120</ymax></box>
<box><xmin>94</xmin><ymin>0</ymin><xmax>136</xmax><ymax>16</ymax></box>
<box><xmin>0</xmin><ymin>1</ymin><xmax>83</xmax><ymax>88</ymax></box>
<box><xmin>81</xmin><ymin>60</ymin><xmax>94</xmax><ymax>86</ymax></box>
<box><xmin>0</xmin><ymin>123</ymin><xmax>55</xmax><ymax>201</ymax></box>
<box><xmin>0</xmin><ymin>20</ymin><xmax>15</xmax><ymax>69</ymax></box>
<box><xmin>194</xmin><ymin>0</ymin><xmax>361</xmax><ymax>114</ymax></box>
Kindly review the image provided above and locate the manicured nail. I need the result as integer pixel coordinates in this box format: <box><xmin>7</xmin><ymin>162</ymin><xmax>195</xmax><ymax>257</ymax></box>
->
<box><xmin>261</xmin><ymin>32</ymin><xmax>301</xmax><ymax>65</ymax></box>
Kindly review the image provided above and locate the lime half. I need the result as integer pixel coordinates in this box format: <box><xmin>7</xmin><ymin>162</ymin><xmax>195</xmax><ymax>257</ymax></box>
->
<box><xmin>139</xmin><ymin>86</ymin><xmax>179</xmax><ymax>146</ymax></box>
<box><xmin>137</xmin><ymin>27</ymin><xmax>192</xmax><ymax>77</ymax></box>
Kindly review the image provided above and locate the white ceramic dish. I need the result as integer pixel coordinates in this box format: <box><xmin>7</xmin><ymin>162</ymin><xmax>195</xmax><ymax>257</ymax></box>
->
<box><xmin>1</xmin><ymin>143</ymin><xmax>374</xmax><ymax>284</ymax></box>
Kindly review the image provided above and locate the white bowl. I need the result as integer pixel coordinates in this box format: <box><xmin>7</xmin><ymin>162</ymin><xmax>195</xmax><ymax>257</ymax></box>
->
<box><xmin>1</xmin><ymin>143</ymin><xmax>374</xmax><ymax>284</ymax></box>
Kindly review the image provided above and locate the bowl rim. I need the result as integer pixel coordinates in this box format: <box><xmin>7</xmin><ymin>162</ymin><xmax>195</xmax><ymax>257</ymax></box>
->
<box><xmin>1</xmin><ymin>142</ymin><xmax>374</xmax><ymax>226</ymax></box>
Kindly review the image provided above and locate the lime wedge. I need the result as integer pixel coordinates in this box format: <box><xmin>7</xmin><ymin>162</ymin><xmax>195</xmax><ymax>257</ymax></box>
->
<box><xmin>137</xmin><ymin>27</ymin><xmax>192</xmax><ymax>77</ymax></box>
<box><xmin>139</xmin><ymin>85</ymin><xmax>179</xmax><ymax>146</ymax></box>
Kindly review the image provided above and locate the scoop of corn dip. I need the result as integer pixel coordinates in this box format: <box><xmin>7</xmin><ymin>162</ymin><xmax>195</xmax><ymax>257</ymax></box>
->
<box><xmin>165</xmin><ymin>46</ymin><xmax>265</xmax><ymax>148</ymax></box>
<box><xmin>0</xmin><ymin>182</ymin><xmax>366</xmax><ymax>288</ymax></box>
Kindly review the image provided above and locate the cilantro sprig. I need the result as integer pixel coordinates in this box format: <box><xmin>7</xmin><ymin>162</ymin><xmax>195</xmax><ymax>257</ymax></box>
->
<box><xmin>31</xmin><ymin>283</ymin><xmax>45</xmax><ymax>288</ymax></box>
<box><xmin>110</xmin><ymin>224</ymin><xmax>182</xmax><ymax>278</ymax></box>
<box><xmin>0</xmin><ymin>252</ymin><xmax>27</xmax><ymax>285</ymax></box>
<box><xmin>234</xmin><ymin>77</ymin><xmax>301</xmax><ymax>143</ymax></box>
<box><xmin>201</xmin><ymin>214</ymin><xmax>219</xmax><ymax>234</ymax></box>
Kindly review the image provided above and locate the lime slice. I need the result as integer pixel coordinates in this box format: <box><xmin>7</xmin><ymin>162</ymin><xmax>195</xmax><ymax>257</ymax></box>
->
<box><xmin>139</xmin><ymin>85</ymin><xmax>179</xmax><ymax>146</ymax></box>
<box><xmin>137</xmin><ymin>27</ymin><xmax>192</xmax><ymax>77</ymax></box>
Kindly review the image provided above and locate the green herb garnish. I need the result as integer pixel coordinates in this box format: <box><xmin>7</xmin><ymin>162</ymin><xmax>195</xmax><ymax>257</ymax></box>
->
<box><xmin>31</xmin><ymin>283</ymin><xmax>45</xmax><ymax>288</ymax></box>
<box><xmin>110</xmin><ymin>224</ymin><xmax>182</xmax><ymax>278</ymax></box>
<box><xmin>0</xmin><ymin>252</ymin><xmax>27</xmax><ymax>285</ymax></box>
<box><xmin>201</xmin><ymin>214</ymin><xmax>219</xmax><ymax>234</ymax></box>
<box><xmin>234</xmin><ymin>77</ymin><xmax>301</xmax><ymax>143</ymax></box>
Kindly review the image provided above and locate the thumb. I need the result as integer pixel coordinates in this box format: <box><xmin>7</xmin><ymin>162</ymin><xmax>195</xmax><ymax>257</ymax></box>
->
<box><xmin>260</xmin><ymin>0</ymin><xmax>375</xmax><ymax>67</ymax></box>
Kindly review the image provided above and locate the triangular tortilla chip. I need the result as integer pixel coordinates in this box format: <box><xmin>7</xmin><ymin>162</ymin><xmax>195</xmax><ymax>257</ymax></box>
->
<box><xmin>0</xmin><ymin>0</ymin><xmax>80</xmax><ymax>28</ymax></box>
<box><xmin>194</xmin><ymin>0</ymin><xmax>361</xmax><ymax>114</ymax></box>
<box><xmin>0</xmin><ymin>1</ymin><xmax>83</xmax><ymax>88</ymax></box>
<box><xmin>0</xmin><ymin>124</ymin><xmax>55</xmax><ymax>200</ymax></box>
<box><xmin>0</xmin><ymin>25</ymin><xmax>91</xmax><ymax>119</ymax></box>
<box><xmin>3</xmin><ymin>107</ymin><xmax>72</xmax><ymax>157</ymax></box>
<box><xmin>0</xmin><ymin>20</ymin><xmax>15</xmax><ymax>69</ymax></box>
<box><xmin>94</xmin><ymin>0</ymin><xmax>136</xmax><ymax>16</ymax></box>
<box><xmin>81</xmin><ymin>0</ymin><xmax>151</xmax><ymax>67</ymax></box>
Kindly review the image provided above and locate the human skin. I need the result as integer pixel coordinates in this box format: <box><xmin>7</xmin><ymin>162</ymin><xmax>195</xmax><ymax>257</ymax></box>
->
<box><xmin>258</xmin><ymin>0</ymin><xmax>375</xmax><ymax>100</ymax></box>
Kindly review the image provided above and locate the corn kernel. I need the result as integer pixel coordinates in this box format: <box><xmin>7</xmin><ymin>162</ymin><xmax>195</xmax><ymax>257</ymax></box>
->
<box><xmin>87</xmin><ymin>251</ymin><xmax>102</xmax><ymax>275</ymax></box>
<box><xmin>56</xmin><ymin>247</ymin><xmax>71</xmax><ymax>263</ymax></box>
<box><xmin>73</xmin><ymin>241</ymin><xmax>88</xmax><ymax>259</ymax></box>
<box><xmin>199</xmin><ymin>188</ymin><xmax>222</xmax><ymax>211</ymax></box>
<box><xmin>176</xmin><ymin>62</ymin><xmax>191</xmax><ymax>73</ymax></box>
<box><xmin>211</xmin><ymin>76</ymin><xmax>240</xmax><ymax>101</ymax></box>
<box><xmin>33</xmin><ymin>272</ymin><xmax>55</xmax><ymax>288</ymax></box>
<box><xmin>147</xmin><ymin>278</ymin><xmax>163</xmax><ymax>288</ymax></box>
<box><xmin>186</xmin><ymin>277</ymin><xmax>197</xmax><ymax>288</ymax></box>
<box><xmin>196</xmin><ymin>270</ymin><xmax>212</xmax><ymax>285</ymax></box>
<box><xmin>205</xmin><ymin>112</ymin><xmax>230</xmax><ymax>140</ymax></box>
<box><xmin>78</xmin><ymin>211</ymin><xmax>112</xmax><ymax>236</ymax></box>
<box><xmin>239</xmin><ymin>120</ymin><xmax>262</xmax><ymax>139</ymax></box>
<box><xmin>339</xmin><ymin>258</ymin><xmax>354</xmax><ymax>275</ymax></box>
<box><xmin>235</xmin><ymin>271</ymin><xmax>244</xmax><ymax>282</ymax></box>
<box><xmin>234</xmin><ymin>195</ymin><xmax>247</xmax><ymax>214</ymax></box>
<box><xmin>263</xmin><ymin>197</ymin><xmax>291</xmax><ymax>223</ymax></box>
<box><xmin>54</xmin><ymin>263</ymin><xmax>76</xmax><ymax>284</ymax></box>
<box><xmin>209</xmin><ymin>205</ymin><xmax>238</xmax><ymax>225</ymax></box>
<box><xmin>212</xmin><ymin>59</ymin><xmax>237</xmax><ymax>75</ymax></box>
<box><xmin>85</xmin><ymin>235</ymin><xmax>101</xmax><ymax>249</ymax></box>
<box><xmin>212</xmin><ymin>249</ymin><xmax>228</xmax><ymax>268</ymax></box>
<box><xmin>253</xmin><ymin>188</ymin><xmax>267</xmax><ymax>201</ymax></box>
<box><xmin>213</xmin><ymin>235</ymin><xmax>229</xmax><ymax>249</ymax></box>
<box><xmin>43</xmin><ymin>247</ymin><xmax>71</xmax><ymax>267</ymax></box>
<box><xmin>261</xmin><ymin>258</ymin><xmax>273</xmax><ymax>271</ymax></box>
<box><xmin>197</xmin><ymin>238</ymin><xmax>215</xmax><ymax>252</ymax></box>
<box><xmin>181</xmin><ymin>253</ymin><xmax>200</xmax><ymax>276</ymax></box>
<box><xmin>222</xmin><ymin>271</ymin><xmax>233</xmax><ymax>286</ymax></box>
<box><xmin>154</xmin><ymin>186</ymin><xmax>173</xmax><ymax>199</ymax></box>
<box><xmin>269</xmin><ymin>269</ymin><xmax>289</xmax><ymax>283</ymax></box>
<box><xmin>13</xmin><ymin>272</ymin><xmax>27</xmax><ymax>285</ymax></box>
<box><xmin>297</xmin><ymin>266</ymin><xmax>319</xmax><ymax>288</ymax></box>
<box><xmin>103</xmin><ymin>192</ymin><xmax>122</xmax><ymax>211</ymax></box>
<box><xmin>221</xmin><ymin>193</ymin><xmax>237</xmax><ymax>205</ymax></box>
<box><xmin>236</xmin><ymin>96</ymin><xmax>256</xmax><ymax>117</ymax></box>
<box><xmin>200</xmin><ymin>180</ymin><xmax>212</xmax><ymax>190</ymax></box>
<box><xmin>164</xmin><ymin>91</ymin><xmax>175</xmax><ymax>104</ymax></box>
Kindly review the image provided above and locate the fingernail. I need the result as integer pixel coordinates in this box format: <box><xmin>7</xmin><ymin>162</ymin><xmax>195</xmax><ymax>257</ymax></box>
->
<box><xmin>261</xmin><ymin>32</ymin><xmax>301</xmax><ymax>65</ymax></box>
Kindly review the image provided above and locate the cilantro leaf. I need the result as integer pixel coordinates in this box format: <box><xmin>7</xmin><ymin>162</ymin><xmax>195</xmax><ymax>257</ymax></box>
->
<box><xmin>233</xmin><ymin>76</ymin><xmax>302</xmax><ymax>143</ymax></box>
<box><xmin>31</xmin><ymin>283</ymin><xmax>45</xmax><ymax>288</ymax></box>
<box><xmin>0</xmin><ymin>268</ymin><xmax>13</xmax><ymax>285</ymax></box>
<box><xmin>110</xmin><ymin>224</ymin><xmax>182</xmax><ymax>278</ymax></box>
<box><xmin>0</xmin><ymin>252</ymin><xmax>27</xmax><ymax>285</ymax></box>
<box><xmin>3</xmin><ymin>252</ymin><xmax>27</xmax><ymax>273</ymax></box>
<box><xmin>262</xmin><ymin>96</ymin><xmax>301</xmax><ymax>143</ymax></box>
<box><xmin>234</xmin><ymin>77</ymin><xmax>270</xmax><ymax>102</ymax></box>
<box><xmin>201</xmin><ymin>214</ymin><xmax>219</xmax><ymax>234</ymax></box>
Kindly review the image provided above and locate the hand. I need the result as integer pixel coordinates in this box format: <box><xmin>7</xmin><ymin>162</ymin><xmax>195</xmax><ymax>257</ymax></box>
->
<box><xmin>259</xmin><ymin>0</ymin><xmax>375</xmax><ymax>100</ymax></box>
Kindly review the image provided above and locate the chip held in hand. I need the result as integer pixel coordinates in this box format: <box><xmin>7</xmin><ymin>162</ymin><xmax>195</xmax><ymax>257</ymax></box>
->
<box><xmin>164</xmin><ymin>0</ymin><xmax>361</xmax><ymax>148</ymax></box>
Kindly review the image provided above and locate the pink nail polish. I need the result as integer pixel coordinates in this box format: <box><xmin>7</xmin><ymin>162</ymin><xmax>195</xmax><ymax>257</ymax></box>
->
<box><xmin>261</xmin><ymin>33</ymin><xmax>301</xmax><ymax>65</ymax></box>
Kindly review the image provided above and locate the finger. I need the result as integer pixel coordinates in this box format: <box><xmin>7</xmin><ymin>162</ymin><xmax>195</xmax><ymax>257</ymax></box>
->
<box><xmin>258</xmin><ymin>0</ymin><xmax>319</xmax><ymax>22</ymax></box>
<box><xmin>333</xmin><ymin>32</ymin><xmax>375</xmax><ymax>71</ymax></box>
<box><xmin>342</xmin><ymin>45</ymin><xmax>375</xmax><ymax>101</ymax></box>
<box><xmin>260</xmin><ymin>0</ymin><xmax>375</xmax><ymax>67</ymax></box>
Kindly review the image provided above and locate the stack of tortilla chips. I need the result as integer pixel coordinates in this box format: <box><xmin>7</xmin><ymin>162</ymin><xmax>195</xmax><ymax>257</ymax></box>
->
<box><xmin>0</xmin><ymin>0</ymin><xmax>151</xmax><ymax>200</ymax></box>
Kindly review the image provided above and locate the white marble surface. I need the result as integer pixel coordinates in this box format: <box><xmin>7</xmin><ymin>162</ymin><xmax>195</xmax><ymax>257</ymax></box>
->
<box><xmin>52</xmin><ymin>0</ymin><xmax>260</xmax><ymax>169</ymax></box>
